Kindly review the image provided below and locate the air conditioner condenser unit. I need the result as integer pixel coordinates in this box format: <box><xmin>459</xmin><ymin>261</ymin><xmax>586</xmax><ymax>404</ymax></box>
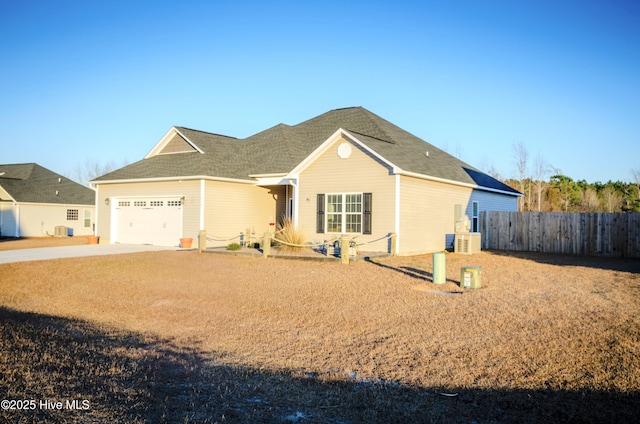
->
<box><xmin>455</xmin><ymin>233</ymin><xmax>481</xmax><ymax>254</ymax></box>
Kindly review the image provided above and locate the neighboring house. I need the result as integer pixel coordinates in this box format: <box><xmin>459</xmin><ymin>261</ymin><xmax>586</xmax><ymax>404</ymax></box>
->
<box><xmin>90</xmin><ymin>107</ymin><xmax>521</xmax><ymax>254</ymax></box>
<box><xmin>0</xmin><ymin>163</ymin><xmax>96</xmax><ymax>238</ymax></box>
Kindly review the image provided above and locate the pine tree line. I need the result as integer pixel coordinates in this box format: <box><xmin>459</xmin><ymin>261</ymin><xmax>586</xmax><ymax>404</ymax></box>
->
<box><xmin>486</xmin><ymin>142</ymin><xmax>640</xmax><ymax>213</ymax></box>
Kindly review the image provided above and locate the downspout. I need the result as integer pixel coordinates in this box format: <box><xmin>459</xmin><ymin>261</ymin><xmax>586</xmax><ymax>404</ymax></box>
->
<box><xmin>291</xmin><ymin>180</ymin><xmax>299</xmax><ymax>227</ymax></box>
<box><xmin>15</xmin><ymin>202</ymin><xmax>20</xmax><ymax>238</ymax></box>
<box><xmin>94</xmin><ymin>185</ymin><xmax>99</xmax><ymax>236</ymax></box>
<box><xmin>394</xmin><ymin>174</ymin><xmax>400</xmax><ymax>255</ymax></box>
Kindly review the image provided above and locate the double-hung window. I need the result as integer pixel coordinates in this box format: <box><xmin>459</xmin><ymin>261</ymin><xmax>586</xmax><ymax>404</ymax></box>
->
<box><xmin>317</xmin><ymin>193</ymin><xmax>371</xmax><ymax>234</ymax></box>
<box><xmin>472</xmin><ymin>201</ymin><xmax>479</xmax><ymax>232</ymax></box>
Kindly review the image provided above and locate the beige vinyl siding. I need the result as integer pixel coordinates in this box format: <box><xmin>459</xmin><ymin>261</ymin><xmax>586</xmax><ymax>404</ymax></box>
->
<box><xmin>399</xmin><ymin>175</ymin><xmax>472</xmax><ymax>254</ymax></box>
<box><xmin>202</xmin><ymin>181</ymin><xmax>283</xmax><ymax>247</ymax></box>
<box><xmin>0</xmin><ymin>203</ymin><xmax>94</xmax><ymax>237</ymax></box>
<box><xmin>159</xmin><ymin>133</ymin><xmax>197</xmax><ymax>154</ymax></box>
<box><xmin>298</xmin><ymin>137</ymin><xmax>396</xmax><ymax>252</ymax></box>
<box><xmin>96</xmin><ymin>180</ymin><xmax>200</xmax><ymax>243</ymax></box>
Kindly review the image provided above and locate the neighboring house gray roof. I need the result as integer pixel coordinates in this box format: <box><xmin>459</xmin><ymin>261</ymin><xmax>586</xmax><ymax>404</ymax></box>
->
<box><xmin>92</xmin><ymin>107</ymin><xmax>520</xmax><ymax>195</ymax></box>
<box><xmin>0</xmin><ymin>163</ymin><xmax>96</xmax><ymax>205</ymax></box>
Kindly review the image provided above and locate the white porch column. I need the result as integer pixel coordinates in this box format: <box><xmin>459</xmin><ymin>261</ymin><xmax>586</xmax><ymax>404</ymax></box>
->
<box><xmin>199</xmin><ymin>179</ymin><xmax>205</xmax><ymax>230</ymax></box>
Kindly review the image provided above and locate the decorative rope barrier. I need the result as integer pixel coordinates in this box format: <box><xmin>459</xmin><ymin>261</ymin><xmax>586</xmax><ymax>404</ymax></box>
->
<box><xmin>205</xmin><ymin>234</ymin><xmax>242</xmax><ymax>242</ymax></box>
<box><xmin>270</xmin><ymin>236</ymin><xmax>339</xmax><ymax>248</ymax></box>
<box><xmin>353</xmin><ymin>234</ymin><xmax>393</xmax><ymax>246</ymax></box>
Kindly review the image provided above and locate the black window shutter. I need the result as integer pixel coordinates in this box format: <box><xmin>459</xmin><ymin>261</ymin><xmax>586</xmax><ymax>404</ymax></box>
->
<box><xmin>363</xmin><ymin>193</ymin><xmax>372</xmax><ymax>234</ymax></box>
<box><xmin>316</xmin><ymin>194</ymin><xmax>325</xmax><ymax>233</ymax></box>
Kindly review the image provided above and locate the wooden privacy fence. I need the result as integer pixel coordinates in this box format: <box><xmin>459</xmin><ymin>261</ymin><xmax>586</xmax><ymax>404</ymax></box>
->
<box><xmin>480</xmin><ymin>212</ymin><xmax>640</xmax><ymax>258</ymax></box>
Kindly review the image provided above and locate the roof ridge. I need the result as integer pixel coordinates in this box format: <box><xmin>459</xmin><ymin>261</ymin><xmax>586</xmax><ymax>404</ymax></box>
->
<box><xmin>175</xmin><ymin>126</ymin><xmax>238</xmax><ymax>140</ymax></box>
<box><xmin>353</xmin><ymin>108</ymin><xmax>395</xmax><ymax>144</ymax></box>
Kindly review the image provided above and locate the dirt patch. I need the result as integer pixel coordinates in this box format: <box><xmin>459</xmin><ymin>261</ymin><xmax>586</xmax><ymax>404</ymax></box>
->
<box><xmin>1</xmin><ymin>250</ymin><xmax>639</xmax><ymax>422</ymax></box>
<box><xmin>0</xmin><ymin>236</ymin><xmax>89</xmax><ymax>251</ymax></box>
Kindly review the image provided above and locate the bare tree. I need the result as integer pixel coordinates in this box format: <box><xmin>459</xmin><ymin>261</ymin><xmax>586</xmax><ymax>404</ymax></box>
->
<box><xmin>581</xmin><ymin>187</ymin><xmax>600</xmax><ymax>212</ymax></box>
<box><xmin>512</xmin><ymin>142</ymin><xmax>529</xmax><ymax>211</ymax></box>
<box><xmin>632</xmin><ymin>168</ymin><xmax>640</xmax><ymax>199</ymax></box>
<box><xmin>601</xmin><ymin>186</ymin><xmax>622</xmax><ymax>212</ymax></box>
<box><xmin>68</xmin><ymin>158</ymin><xmax>127</xmax><ymax>186</ymax></box>
<box><xmin>532</xmin><ymin>153</ymin><xmax>550</xmax><ymax>212</ymax></box>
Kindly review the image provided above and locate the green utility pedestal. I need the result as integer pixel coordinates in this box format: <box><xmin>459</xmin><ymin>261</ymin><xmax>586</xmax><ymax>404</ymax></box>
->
<box><xmin>432</xmin><ymin>252</ymin><xmax>446</xmax><ymax>284</ymax></box>
<box><xmin>460</xmin><ymin>266</ymin><xmax>482</xmax><ymax>289</ymax></box>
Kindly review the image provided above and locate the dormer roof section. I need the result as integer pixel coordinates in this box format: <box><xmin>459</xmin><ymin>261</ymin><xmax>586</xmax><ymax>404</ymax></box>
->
<box><xmin>145</xmin><ymin>127</ymin><xmax>204</xmax><ymax>158</ymax></box>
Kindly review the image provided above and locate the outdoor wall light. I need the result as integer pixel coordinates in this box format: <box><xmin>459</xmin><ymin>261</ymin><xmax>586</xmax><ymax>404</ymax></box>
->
<box><xmin>105</xmin><ymin>198</ymin><xmax>110</xmax><ymax>206</ymax></box>
<box><xmin>180</xmin><ymin>195</ymin><xmax>186</xmax><ymax>204</ymax></box>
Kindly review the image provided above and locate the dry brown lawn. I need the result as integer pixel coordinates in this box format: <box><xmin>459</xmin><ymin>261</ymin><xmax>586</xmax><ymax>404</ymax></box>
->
<box><xmin>1</xmin><ymin>241</ymin><xmax>639</xmax><ymax>423</ymax></box>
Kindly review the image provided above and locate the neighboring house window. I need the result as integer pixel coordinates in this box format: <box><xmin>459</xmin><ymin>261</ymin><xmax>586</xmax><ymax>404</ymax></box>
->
<box><xmin>472</xmin><ymin>201</ymin><xmax>479</xmax><ymax>232</ymax></box>
<box><xmin>84</xmin><ymin>210</ymin><xmax>91</xmax><ymax>228</ymax></box>
<box><xmin>66</xmin><ymin>209</ymin><xmax>78</xmax><ymax>221</ymax></box>
<box><xmin>317</xmin><ymin>193</ymin><xmax>372</xmax><ymax>234</ymax></box>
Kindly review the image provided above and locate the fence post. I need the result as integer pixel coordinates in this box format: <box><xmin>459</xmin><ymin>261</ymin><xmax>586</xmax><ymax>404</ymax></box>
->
<box><xmin>246</xmin><ymin>227</ymin><xmax>251</xmax><ymax>247</ymax></box>
<box><xmin>340</xmin><ymin>234</ymin><xmax>350</xmax><ymax>265</ymax></box>
<box><xmin>390</xmin><ymin>232</ymin><xmax>397</xmax><ymax>256</ymax></box>
<box><xmin>198</xmin><ymin>230</ymin><xmax>207</xmax><ymax>253</ymax></box>
<box><xmin>263</xmin><ymin>232</ymin><xmax>271</xmax><ymax>258</ymax></box>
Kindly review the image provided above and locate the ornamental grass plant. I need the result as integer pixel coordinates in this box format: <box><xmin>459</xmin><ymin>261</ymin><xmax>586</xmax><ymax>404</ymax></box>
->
<box><xmin>274</xmin><ymin>218</ymin><xmax>309</xmax><ymax>254</ymax></box>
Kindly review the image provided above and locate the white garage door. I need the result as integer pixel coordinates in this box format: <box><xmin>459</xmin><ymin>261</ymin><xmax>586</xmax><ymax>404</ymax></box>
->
<box><xmin>112</xmin><ymin>197</ymin><xmax>182</xmax><ymax>246</ymax></box>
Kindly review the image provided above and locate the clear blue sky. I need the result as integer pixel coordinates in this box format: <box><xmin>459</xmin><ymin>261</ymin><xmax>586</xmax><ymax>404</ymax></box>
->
<box><xmin>2</xmin><ymin>0</ymin><xmax>638</xmax><ymax>184</ymax></box>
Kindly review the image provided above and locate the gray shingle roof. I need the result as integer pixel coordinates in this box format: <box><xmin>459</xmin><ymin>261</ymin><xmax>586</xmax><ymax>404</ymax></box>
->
<box><xmin>92</xmin><ymin>107</ymin><xmax>520</xmax><ymax>195</ymax></box>
<box><xmin>0</xmin><ymin>163</ymin><xmax>96</xmax><ymax>205</ymax></box>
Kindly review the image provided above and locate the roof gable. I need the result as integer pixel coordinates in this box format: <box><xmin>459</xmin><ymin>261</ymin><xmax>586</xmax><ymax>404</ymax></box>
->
<box><xmin>159</xmin><ymin>132</ymin><xmax>199</xmax><ymax>154</ymax></box>
<box><xmin>90</xmin><ymin>107</ymin><xmax>520</xmax><ymax>196</ymax></box>
<box><xmin>145</xmin><ymin>127</ymin><xmax>204</xmax><ymax>158</ymax></box>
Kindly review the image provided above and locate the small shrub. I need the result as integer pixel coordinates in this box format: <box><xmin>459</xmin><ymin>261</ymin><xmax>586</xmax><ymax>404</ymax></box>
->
<box><xmin>226</xmin><ymin>242</ymin><xmax>241</xmax><ymax>251</ymax></box>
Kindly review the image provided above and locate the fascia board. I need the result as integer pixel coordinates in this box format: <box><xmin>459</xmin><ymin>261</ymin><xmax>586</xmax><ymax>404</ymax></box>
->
<box><xmin>398</xmin><ymin>170</ymin><xmax>522</xmax><ymax>197</ymax></box>
<box><xmin>248</xmin><ymin>173</ymin><xmax>288</xmax><ymax>178</ymax></box>
<box><xmin>91</xmin><ymin>175</ymin><xmax>257</xmax><ymax>185</ymax></box>
<box><xmin>8</xmin><ymin>201</ymin><xmax>95</xmax><ymax>207</ymax></box>
<box><xmin>253</xmin><ymin>176</ymin><xmax>290</xmax><ymax>186</ymax></box>
<box><xmin>144</xmin><ymin>127</ymin><xmax>204</xmax><ymax>159</ymax></box>
<box><xmin>287</xmin><ymin>128</ymin><xmax>402</xmax><ymax>179</ymax></box>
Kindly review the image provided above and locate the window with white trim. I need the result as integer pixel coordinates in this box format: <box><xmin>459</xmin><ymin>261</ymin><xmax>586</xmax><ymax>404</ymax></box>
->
<box><xmin>472</xmin><ymin>201</ymin><xmax>479</xmax><ymax>232</ymax></box>
<box><xmin>317</xmin><ymin>193</ymin><xmax>372</xmax><ymax>234</ymax></box>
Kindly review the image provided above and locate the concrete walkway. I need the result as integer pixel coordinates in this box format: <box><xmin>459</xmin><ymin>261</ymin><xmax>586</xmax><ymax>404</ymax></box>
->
<box><xmin>0</xmin><ymin>244</ymin><xmax>180</xmax><ymax>264</ymax></box>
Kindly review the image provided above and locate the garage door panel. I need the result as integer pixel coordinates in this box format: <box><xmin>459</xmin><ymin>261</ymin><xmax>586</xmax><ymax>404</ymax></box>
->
<box><xmin>113</xmin><ymin>198</ymin><xmax>182</xmax><ymax>246</ymax></box>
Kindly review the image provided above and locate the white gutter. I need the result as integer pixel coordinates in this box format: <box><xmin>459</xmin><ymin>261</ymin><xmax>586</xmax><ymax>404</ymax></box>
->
<box><xmin>248</xmin><ymin>173</ymin><xmax>288</xmax><ymax>178</ymax></box>
<box><xmin>2</xmin><ymin>201</ymin><xmax>95</xmax><ymax>208</ymax></box>
<box><xmin>397</xmin><ymin>170</ymin><xmax>522</xmax><ymax>197</ymax></box>
<box><xmin>90</xmin><ymin>175</ymin><xmax>257</xmax><ymax>185</ymax></box>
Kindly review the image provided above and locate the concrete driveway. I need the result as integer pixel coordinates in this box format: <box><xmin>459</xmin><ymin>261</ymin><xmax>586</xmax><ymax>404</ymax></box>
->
<box><xmin>0</xmin><ymin>244</ymin><xmax>180</xmax><ymax>264</ymax></box>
